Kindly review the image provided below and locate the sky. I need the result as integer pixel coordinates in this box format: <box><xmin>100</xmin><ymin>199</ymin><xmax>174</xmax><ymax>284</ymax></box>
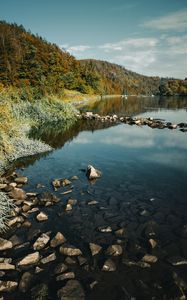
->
<box><xmin>1</xmin><ymin>0</ymin><xmax>187</xmax><ymax>78</ymax></box>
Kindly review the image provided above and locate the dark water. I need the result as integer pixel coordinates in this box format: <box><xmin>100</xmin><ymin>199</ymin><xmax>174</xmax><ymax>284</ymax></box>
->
<box><xmin>6</xmin><ymin>96</ymin><xmax>187</xmax><ymax>299</ymax></box>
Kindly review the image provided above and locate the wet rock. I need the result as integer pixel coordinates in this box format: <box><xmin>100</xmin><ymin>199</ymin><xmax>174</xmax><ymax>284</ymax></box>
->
<box><xmin>35</xmin><ymin>266</ymin><xmax>43</xmax><ymax>274</ymax></box>
<box><xmin>19</xmin><ymin>272</ymin><xmax>33</xmax><ymax>293</ymax></box>
<box><xmin>87</xmin><ymin>200</ymin><xmax>98</xmax><ymax>205</ymax></box>
<box><xmin>0</xmin><ymin>238</ymin><xmax>13</xmax><ymax>251</ymax></box>
<box><xmin>0</xmin><ymin>258</ymin><xmax>12</xmax><ymax>263</ymax></box>
<box><xmin>168</xmin><ymin>256</ymin><xmax>187</xmax><ymax>266</ymax></box>
<box><xmin>67</xmin><ymin>198</ymin><xmax>77</xmax><ymax>206</ymax></box>
<box><xmin>86</xmin><ymin>165</ymin><xmax>101</xmax><ymax>180</ymax></box>
<box><xmin>0</xmin><ymin>263</ymin><xmax>15</xmax><ymax>270</ymax></box>
<box><xmin>142</xmin><ymin>254</ymin><xmax>158</xmax><ymax>263</ymax></box>
<box><xmin>98</xmin><ymin>226</ymin><xmax>112</xmax><ymax>233</ymax></box>
<box><xmin>57</xmin><ymin>280</ymin><xmax>85</xmax><ymax>300</ymax></box>
<box><xmin>38</xmin><ymin>192</ymin><xmax>60</xmax><ymax>206</ymax></box>
<box><xmin>28</xmin><ymin>229</ymin><xmax>41</xmax><ymax>241</ymax></box>
<box><xmin>149</xmin><ymin>238</ymin><xmax>157</xmax><ymax>249</ymax></box>
<box><xmin>60</xmin><ymin>245</ymin><xmax>82</xmax><ymax>256</ymax></box>
<box><xmin>31</xmin><ymin>283</ymin><xmax>48</xmax><ymax>300</ymax></box>
<box><xmin>8</xmin><ymin>216</ymin><xmax>24</xmax><ymax>227</ymax></box>
<box><xmin>89</xmin><ymin>243</ymin><xmax>102</xmax><ymax>256</ymax></box>
<box><xmin>65</xmin><ymin>203</ymin><xmax>73</xmax><ymax>211</ymax></box>
<box><xmin>123</xmin><ymin>259</ymin><xmax>151</xmax><ymax>268</ymax></box>
<box><xmin>90</xmin><ymin>280</ymin><xmax>98</xmax><ymax>289</ymax></box>
<box><xmin>18</xmin><ymin>252</ymin><xmax>40</xmax><ymax>266</ymax></box>
<box><xmin>62</xmin><ymin>179</ymin><xmax>72</xmax><ymax>186</ymax></box>
<box><xmin>36</xmin><ymin>212</ymin><xmax>48</xmax><ymax>222</ymax></box>
<box><xmin>56</xmin><ymin>272</ymin><xmax>75</xmax><ymax>281</ymax></box>
<box><xmin>106</xmin><ymin>245</ymin><xmax>123</xmax><ymax>256</ymax></box>
<box><xmin>50</xmin><ymin>232</ymin><xmax>66</xmax><ymax>248</ymax></box>
<box><xmin>15</xmin><ymin>177</ymin><xmax>28</xmax><ymax>184</ymax></box>
<box><xmin>0</xmin><ymin>280</ymin><xmax>18</xmax><ymax>292</ymax></box>
<box><xmin>22</xmin><ymin>220</ymin><xmax>32</xmax><ymax>228</ymax></box>
<box><xmin>9</xmin><ymin>188</ymin><xmax>26</xmax><ymax>200</ymax></box>
<box><xmin>41</xmin><ymin>252</ymin><xmax>56</xmax><ymax>264</ymax></box>
<box><xmin>52</xmin><ymin>179</ymin><xmax>61</xmax><ymax>190</ymax></box>
<box><xmin>33</xmin><ymin>233</ymin><xmax>50</xmax><ymax>250</ymax></box>
<box><xmin>102</xmin><ymin>259</ymin><xmax>116</xmax><ymax>271</ymax></box>
<box><xmin>65</xmin><ymin>257</ymin><xmax>77</xmax><ymax>265</ymax></box>
<box><xmin>115</xmin><ymin>228</ymin><xmax>127</xmax><ymax>238</ymax></box>
<box><xmin>78</xmin><ymin>256</ymin><xmax>87</xmax><ymax>266</ymax></box>
<box><xmin>71</xmin><ymin>176</ymin><xmax>79</xmax><ymax>181</ymax></box>
<box><xmin>36</xmin><ymin>183</ymin><xmax>45</xmax><ymax>189</ymax></box>
<box><xmin>54</xmin><ymin>263</ymin><xmax>68</xmax><ymax>275</ymax></box>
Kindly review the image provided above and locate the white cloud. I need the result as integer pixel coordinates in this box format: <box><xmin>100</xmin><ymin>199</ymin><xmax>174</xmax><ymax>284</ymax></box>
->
<box><xmin>66</xmin><ymin>45</ymin><xmax>91</xmax><ymax>53</ymax></box>
<box><xmin>99</xmin><ymin>38</ymin><xmax>158</xmax><ymax>52</ymax></box>
<box><xmin>143</xmin><ymin>9</ymin><xmax>187</xmax><ymax>31</ymax></box>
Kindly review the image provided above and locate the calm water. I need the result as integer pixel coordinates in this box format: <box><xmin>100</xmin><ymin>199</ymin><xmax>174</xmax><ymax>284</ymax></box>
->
<box><xmin>10</xmin><ymin>96</ymin><xmax>187</xmax><ymax>300</ymax></box>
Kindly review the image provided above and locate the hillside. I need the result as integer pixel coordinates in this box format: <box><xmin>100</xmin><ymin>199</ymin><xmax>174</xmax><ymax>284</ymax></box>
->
<box><xmin>80</xmin><ymin>59</ymin><xmax>161</xmax><ymax>95</ymax></box>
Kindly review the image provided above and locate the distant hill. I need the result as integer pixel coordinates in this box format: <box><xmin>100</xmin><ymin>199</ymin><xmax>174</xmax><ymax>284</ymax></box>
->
<box><xmin>0</xmin><ymin>21</ymin><xmax>187</xmax><ymax>97</ymax></box>
<box><xmin>79</xmin><ymin>59</ymin><xmax>161</xmax><ymax>95</ymax></box>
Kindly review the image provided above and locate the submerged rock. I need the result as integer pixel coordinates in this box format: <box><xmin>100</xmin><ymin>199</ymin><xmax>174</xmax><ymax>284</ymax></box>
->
<box><xmin>0</xmin><ymin>238</ymin><xmax>13</xmax><ymax>251</ymax></box>
<box><xmin>168</xmin><ymin>256</ymin><xmax>187</xmax><ymax>266</ymax></box>
<box><xmin>54</xmin><ymin>263</ymin><xmax>68</xmax><ymax>275</ymax></box>
<box><xmin>86</xmin><ymin>165</ymin><xmax>101</xmax><ymax>180</ymax></box>
<box><xmin>50</xmin><ymin>232</ymin><xmax>66</xmax><ymax>248</ymax></box>
<box><xmin>57</xmin><ymin>280</ymin><xmax>85</xmax><ymax>300</ymax></box>
<box><xmin>36</xmin><ymin>212</ymin><xmax>48</xmax><ymax>222</ymax></box>
<box><xmin>33</xmin><ymin>233</ymin><xmax>50</xmax><ymax>250</ymax></box>
<box><xmin>0</xmin><ymin>280</ymin><xmax>18</xmax><ymax>292</ymax></box>
<box><xmin>102</xmin><ymin>259</ymin><xmax>116</xmax><ymax>271</ymax></box>
<box><xmin>89</xmin><ymin>243</ymin><xmax>102</xmax><ymax>256</ymax></box>
<box><xmin>56</xmin><ymin>272</ymin><xmax>75</xmax><ymax>282</ymax></box>
<box><xmin>142</xmin><ymin>254</ymin><xmax>158</xmax><ymax>263</ymax></box>
<box><xmin>106</xmin><ymin>245</ymin><xmax>123</xmax><ymax>256</ymax></box>
<box><xmin>18</xmin><ymin>252</ymin><xmax>40</xmax><ymax>266</ymax></box>
<box><xmin>19</xmin><ymin>272</ymin><xmax>33</xmax><ymax>293</ymax></box>
<box><xmin>31</xmin><ymin>283</ymin><xmax>48</xmax><ymax>300</ymax></box>
<box><xmin>149</xmin><ymin>238</ymin><xmax>157</xmax><ymax>249</ymax></box>
<box><xmin>98</xmin><ymin>226</ymin><xmax>112</xmax><ymax>233</ymax></box>
<box><xmin>60</xmin><ymin>245</ymin><xmax>82</xmax><ymax>256</ymax></box>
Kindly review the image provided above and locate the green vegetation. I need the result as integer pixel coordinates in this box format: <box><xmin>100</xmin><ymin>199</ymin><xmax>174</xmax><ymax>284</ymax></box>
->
<box><xmin>159</xmin><ymin>78</ymin><xmax>187</xmax><ymax>96</ymax></box>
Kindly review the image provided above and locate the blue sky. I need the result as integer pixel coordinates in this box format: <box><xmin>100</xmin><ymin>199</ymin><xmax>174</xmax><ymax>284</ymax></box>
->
<box><xmin>1</xmin><ymin>0</ymin><xmax>187</xmax><ymax>78</ymax></box>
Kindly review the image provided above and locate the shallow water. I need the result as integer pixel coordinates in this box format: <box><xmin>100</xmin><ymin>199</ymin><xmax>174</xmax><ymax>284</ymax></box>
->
<box><xmin>4</xmin><ymin>96</ymin><xmax>187</xmax><ymax>299</ymax></box>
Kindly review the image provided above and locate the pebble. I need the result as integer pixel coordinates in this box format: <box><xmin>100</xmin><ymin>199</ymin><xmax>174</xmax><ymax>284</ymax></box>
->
<box><xmin>102</xmin><ymin>259</ymin><xmax>116</xmax><ymax>271</ymax></box>
<box><xmin>36</xmin><ymin>212</ymin><xmax>48</xmax><ymax>222</ymax></box>
<box><xmin>89</xmin><ymin>243</ymin><xmax>102</xmax><ymax>256</ymax></box>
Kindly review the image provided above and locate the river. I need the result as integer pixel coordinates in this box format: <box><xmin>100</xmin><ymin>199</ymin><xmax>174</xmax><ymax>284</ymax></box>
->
<box><xmin>3</xmin><ymin>96</ymin><xmax>187</xmax><ymax>300</ymax></box>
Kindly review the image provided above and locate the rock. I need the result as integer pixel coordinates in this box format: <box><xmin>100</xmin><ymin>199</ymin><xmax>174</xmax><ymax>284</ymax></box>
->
<box><xmin>87</xmin><ymin>200</ymin><xmax>98</xmax><ymax>205</ymax></box>
<box><xmin>115</xmin><ymin>228</ymin><xmax>127</xmax><ymax>238</ymax></box>
<box><xmin>71</xmin><ymin>176</ymin><xmax>79</xmax><ymax>181</ymax></box>
<box><xmin>7</xmin><ymin>216</ymin><xmax>24</xmax><ymax>227</ymax></box>
<box><xmin>168</xmin><ymin>256</ymin><xmax>187</xmax><ymax>266</ymax></box>
<box><xmin>106</xmin><ymin>245</ymin><xmax>123</xmax><ymax>256</ymax></box>
<box><xmin>140</xmin><ymin>210</ymin><xmax>149</xmax><ymax>216</ymax></box>
<box><xmin>123</xmin><ymin>259</ymin><xmax>151</xmax><ymax>268</ymax></box>
<box><xmin>54</xmin><ymin>263</ymin><xmax>68</xmax><ymax>275</ymax></box>
<box><xmin>67</xmin><ymin>199</ymin><xmax>77</xmax><ymax>206</ymax></box>
<box><xmin>33</xmin><ymin>233</ymin><xmax>50</xmax><ymax>250</ymax></box>
<box><xmin>52</xmin><ymin>179</ymin><xmax>61</xmax><ymax>189</ymax></box>
<box><xmin>149</xmin><ymin>238</ymin><xmax>157</xmax><ymax>249</ymax></box>
<box><xmin>142</xmin><ymin>254</ymin><xmax>158</xmax><ymax>263</ymax></box>
<box><xmin>78</xmin><ymin>256</ymin><xmax>87</xmax><ymax>266</ymax></box>
<box><xmin>86</xmin><ymin>165</ymin><xmax>101</xmax><ymax>180</ymax></box>
<box><xmin>9</xmin><ymin>188</ymin><xmax>26</xmax><ymax>200</ymax></box>
<box><xmin>35</xmin><ymin>266</ymin><xmax>43</xmax><ymax>274</ymax></box>
<box><xmin>36</xmin><ymin>212</ymin><xmax>48</xmax><ymax>222</ymax></box>
<box><xmin>89</xmin><ymin>243</ymin><xmax>102</xmax><ymax>256</ymax></box>
<box><xmin>62</xmin><ymin>179</ymin><xmax>71</xmax><ymax>186</ymax></box>
<box><xmin>102</xmin><ymin>259</ymin><xmax>116</xmax><ymax>271</ymax></box>
<box><xmin>0</xmin><ymin>281</ymin><xmax>18</xmax><ymax>292</ymax></box>
<box><xmin>36</xmin><ymin>183</ymin><xmax>45</xmax><ymax>189</ymax></box>
<box><xmin>0</xmin><ymin>263</ymin><xmax>15</xmax><ymax>270</ymax></box>
<box><xmin>22</xmin><ymin>220</ymin><xmax>32</xmax><ymax>228</ymax></box>
<box><xmin>19</xmin><ymin>272</ymin><xmax>33</xmax><ymax>293</ymax></box>
<box><xmin>0</xmin><ymin>258</ymin><xmax>12</xmax><ymax>263</ymax></box>
<box><xmin>0</xmin><ymin>238</ymin><xmax>13</xmax><ymax>251</ymax></box>
<box><xmin>65</xmin><ymin>257</ymin><xmax>77</xmax><ymax>265</ymax></box>
<box><xmin>65</xmin><ymin>204</ymin><xmax>73</xmax><ymax>211</ymax></box>
<box><xmin>31</xmin><ymin>283</ymin><xmax>48</xmax><ymax>300</ymax></box>
<box><xmin>9</xmin><ymin>235</ymin><xmax>23</xmax><ymax>247</ymax></box>
<box><xmin>56</xmin><ymin>272</ymin><xmax>75</xmax><ymax>281</ymax></box>
<box><xmin>41</xmin><ymin>252</ymin><xmax>56</xmax><ymax>264</ymax></box>
<box><xmin>98</xmin><ymin>226</ymin><xmax>112</xmax><ymax>233</ymax></box>
<box><xmin>15</xmin><ymin>177</ymin><xmax>28</xmax><ymax>184</ymax></box>
<box><xmin>18</xmin><ymin>252</ymin><xmax>40</xmax><ymax>266</ymax></box>
<box><xmin>57</xmin><ymin>280</ymin><xmax>85</xmax><ymax>300</ymax></box>
<box><xmin>60</xmin><ymin>245</ymin><xmax>82</xmax><ymax>256</ymax></box>
<box><xmin>0</xmin><ymin>184</ymin><xmax>7</xmax><ymax>190</ymax></box>
<box><xmin>50</xmin><ymin>232</ymin><xmax>66</xmax><ymax>248</ymax></box>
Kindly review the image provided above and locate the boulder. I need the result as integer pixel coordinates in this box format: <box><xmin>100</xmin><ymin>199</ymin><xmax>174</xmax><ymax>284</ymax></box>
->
<box><xmin>89</xmin><ymin>243</ymin><xmax>102</xmax><ymax>256</ymax></box>
<box><xmin>86</xmin><ymin>165</ymin><xmax>101</xmax><ymax>180</ymax></box>
<box><xmin>59</xmin><ymin>245</ymin><xmax>82</xmax><ymax>256</ymax></box>
<box><xmin>57</xmin><ymin>280</ymin><xmax>85</xmax><ymax>300</ymax></box>
<box><xmin>0</xmin><ymin>238</ymin><xmax>13</xmax><ymax>251</ymax></box>
<box><xmin>50</xmin><ymin>232</ymin><xmax>66</xmax><ymax>248</ymax></box>
<box><xmin>33</xmin><ymin>233</ymin><xmax>50</xmax><ymax>250</ymax></box>
<box><xmin>18</xmin><ymin>252</ymin><xmax>40</xmax><ymax>266</ymax></box>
